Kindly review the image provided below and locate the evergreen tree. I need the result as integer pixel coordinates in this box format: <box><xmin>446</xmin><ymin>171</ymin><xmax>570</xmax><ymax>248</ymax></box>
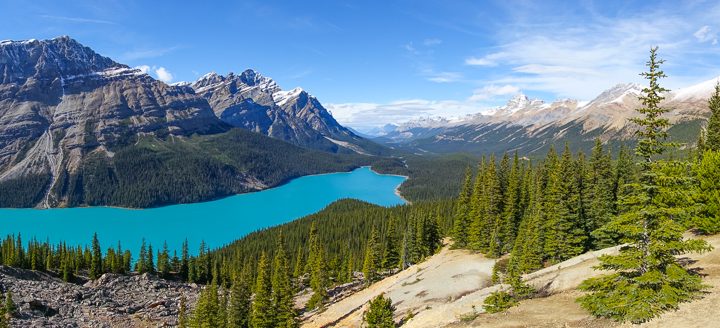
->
<box><xmin>180</xmin><ymin>239</ymin><xmax>189</xmax><ymax>281</ymax></box>
<box><xmin>89</xmin><ymin>233</ymin><xmax>102</xmax><ymax>280</ymax></box>
<box><xmin>158</xmin><ymin>241</ymin><xmax>171</xmax><ymax>278</ymax></box>
<box><xmin>363</xmin><ymin>227</ymin><xmax>381</xmax><ymax>282</ymax></box>
<box><xmin>3</xmin><ymin>291</ymin><xmax>15</xmax><ymax>318</ymax></box>
<box><xmin>363</xmin><ymin>294</ymin><xmax>396</xmax><ymax>328</ymax></box>
<box><xmin>696</xmin><ymin>128</ymin><xmax>707</xmax><ymax>161</ymax></box>
<box><xmin>307</xmin><ymin>223</ymin><xmax>327</xmax><ymax>309</ymax></box>
<box><xmin>706</xmin><ymin>82</ymin><xmax>720</xmax><ymax>151</ymax></box>
<box><xmin>452</xmin><ymin>167</ymin><xmax>474</xmax><ymax>247</ymax></box>
<box><xmin>251</xmin><ymin>252</ymin><xmax>274</xmax><ymax>328</ymax></box>
<box><xmin>178</xmin><ymin>294</ymin><xmax>188</xmax><ymax>328</ymax></box>
<box><xmin>137</xmin><ymin>239</ymin><xmax>147</xmax><ymax>274</ymax></box>
<box><xmin>228</xmin><ymin>275</ymin><xmax>251</xmax><ymax>328</ymax></box>
<box><xmin>500</xmin><ymin>152</ymin><xmax>523</xmax><ymax>254</ymax></box>
<box><xmin>272</xmin><ymin>236</ymin><xmax>297</xmax><ymax>327</ymax></box>
<box><xmin>382</xmin><ymin>217</ymin><xmax>400</xmax><ymax>270</ymax></box>
<box><xmin>146</xmin><ymin>244</ymin><xmax>155</xmax><ymax>274</ymax></box>
<box><xmin>585</xmin><ymin>140</ymin><xmax>617</xmax><ymax>248</ymax></box>
<box><xmin>292</xmin><ymin>246</ymin><xmax>304</xmax><ymax>281</ymax></box>
<box><xmin>192</xmin><ymin>283</ymin><xmax>221</xmax><ymax>328</ymax></box>
<box><xmin>693</xmin><ymin>150</ymin><xmax>720</xmax><ymax>234</ymax></box>
<box><xmin>578</xmin><ymin>47</ymin><xmax>712</xmax><ymax>323</ymax></box>
<box><xmin>514</xmin><ymin>170</ymin><xmax>545</xmax><ymax>273</ymax></box>
<box><xmin>466</xmin><ymin>159</ymin><xmax>485</xmax><ymax>252</ymax></box>
<box><xmin>548</xmin><ymin>144</ymin><xmax>586</xmax><ymax>262</ymax></box>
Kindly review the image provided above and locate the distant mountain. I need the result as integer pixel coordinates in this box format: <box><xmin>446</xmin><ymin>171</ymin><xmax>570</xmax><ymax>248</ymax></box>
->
<box><xmin>0</xmin><ymin>37</ymin><xmax>387</xmax><ymax>208</ymax></box>
<box><xmin>191</xmin><ymin>70</ymin><xmax>383</xmax><ymax>154</ymax></box>
<box><xmin>377</xmin><ymin>79</ymin><xmax>715</xmax><ymax>155</ymax></box>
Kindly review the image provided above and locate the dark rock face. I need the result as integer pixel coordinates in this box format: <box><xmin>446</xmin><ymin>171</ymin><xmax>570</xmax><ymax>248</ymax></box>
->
<box><xmin>0</xmin><ymin>37</ymin><xmax>227</xmax><ymax>207</ymax></box>
<box><xmin>0</xmin><ymin>265</ymin><xmax>200</xmax><ymax>327</ymax></box>
<box><xmin>192</xmin><ymin>70</ymin><xmax>369</xmax><ymax>153</ymax></box>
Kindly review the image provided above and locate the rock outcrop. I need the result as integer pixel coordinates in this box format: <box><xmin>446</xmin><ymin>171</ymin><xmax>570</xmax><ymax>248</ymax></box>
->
<box><xmin>0</xmin><ymin>265</ymin><xmax>200</xmax><ymax>327</ymax></box>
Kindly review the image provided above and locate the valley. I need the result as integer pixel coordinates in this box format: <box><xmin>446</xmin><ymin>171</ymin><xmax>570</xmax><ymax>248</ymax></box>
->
<box><xmin>0</xmin><ymin>17</ymin><xmax>719</xmax><ymax>328</ymax></box>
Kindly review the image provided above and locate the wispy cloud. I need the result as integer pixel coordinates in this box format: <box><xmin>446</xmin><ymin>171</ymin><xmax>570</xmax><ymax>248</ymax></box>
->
<box><xmin>694</xmin><ymin>25</ymin><xmax>718</xmax><ymax>45</ymax></box>
<box><xmin>121</xmin><ymin>46</ymin><xmax>181</xmax><ymax>61</ymax></box>
<box><xmin>327</xmin><ymin>98</ymin><xmax>486</xmax><ymax>130</ymax></box>
<box><xmin>426</xmin><ymin>71</ymin><xmax>463</xmax><ymax>83</ymax></box>
<box><xmin>135</xmin><ymin>65</ymin><xmax>173</xmax><ymax>83</ymax></box>
<box><xmin>463</xmin><ymin>9</ymin><xmax>718</xmax><ymax>99</ymax></box>
<box><xmin>465</xmin><ymin>53</ymin><xmax>505</xmax><ymax>67</ymax></box>
<box><xmin>423</xmin><ymin>38</ymin><xmax>442</xmax><ymax>46</ymax></box>
<box><xmin>469</xmin><ymin>84</ymin><xmax>520</xmax><ymax>101</ymax></box>
<box><xmin>38</xmin><ymin>14</ymin><xmax>115</xmax><ymax>25</ymax></box>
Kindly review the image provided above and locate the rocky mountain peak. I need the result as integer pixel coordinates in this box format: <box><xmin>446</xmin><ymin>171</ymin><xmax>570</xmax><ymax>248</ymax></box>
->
<box><xmin>0</xmin><ymin>36</ymin><xmax>123</xmax><ymax>84</ymax></box>
<box><xmin>586</xmin><ymin>82</ymin><xmax>643</xmax><ymax>107</ymax></box>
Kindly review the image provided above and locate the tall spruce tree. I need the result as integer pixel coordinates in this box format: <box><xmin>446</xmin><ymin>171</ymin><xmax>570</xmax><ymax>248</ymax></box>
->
<box><xmin>180</xmin><ymin>239</ymin><xmax>189</xmax><ymax>282</ymax></box>
<box><xmin>272</xmin><ymin>236</ymin><xmax>297</xmax><ymax>327</ymax></box>
<box><xmin>706</xmin><ymin>82</ymin><xmax>720</xmax><ymax>151</ymax></box>
<box><xmin>578</xmin><ymin>47</ymin><xmax>711</xmax><ymax>323</ymax></box>
<box><xmin>89</xmin><ymin>233</ymin><xmax>102</xmax><ymax>279</ymax></box>
<box><xmin>382</xmin><ymin>217</ymin><xmax>400</xmax><ymax>270</ymax></box>
<box><xmin>363</xmin><ymin>227</ymin><xmax>381</xmax><ymax>282</ymax></box>
<box><xmin>251</xmin><ymin>252</ymin><xmax>274</xmax><ymax>328</ymax></box>
<box><xmin>694</xmin><ymin>150</ymin><xmax>720</xmax><ymax>234</ymax></box>
<box><xmin>500</xmin><ymin>152</ymin><xmax>523</xmax><ymax>254</ymax></box>
<box><xmin>178</xmin><ymin>294</ymin><xmax>188</xmax><ymax>328</ymax></box>
<box><xmin>585</xmin><ymin>140</ymin><xmax>617</xmax><ymax>248</ymax></box>
<box><xmin>228</xmin><ymin>274</ymin><xmax>251</xmax><ymax>328</ymax></box>
<box><xmin>306</xmin><ymin>222</ymin><xmax>327</xmax><ymax>309</ymax></box>
<box><xmin>452</xmin><ymin>167</ymin><xmax>474</xmax><ymax>247</ymax></box>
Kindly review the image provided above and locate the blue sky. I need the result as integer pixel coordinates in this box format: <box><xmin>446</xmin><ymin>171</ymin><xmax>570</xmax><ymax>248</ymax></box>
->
<box><xmin>2</xmin><ymin>0</ymin><xmax>720</xmax><ymax>129</ymax></box>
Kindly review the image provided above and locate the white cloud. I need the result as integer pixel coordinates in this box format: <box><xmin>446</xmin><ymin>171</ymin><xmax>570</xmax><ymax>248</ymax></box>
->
<box><xmin>328</xmin><ymin>84</ymin><xmax>522</xmax><ymax>129</ymax></box>
<box><xmin>155</xmin><ymin>67</ymin><xmax>173</xmax><ymax>83</ymax></box>
<box><xmin>469</xmin><ymin>84</ymin><xmax>520</xmax><ymax>101</ymax></box>
<box><xmin>135</xmin><ymin>65</ymin><xmax>173</xmax><ymax>83</ymax></box>
<box><xmin>461</xmin><ymin>14</ymin><xmax>704</xmax><ymax>99</ymax></box>
<box><xmin>465</xmin><ymin>53</ymin><xmax>506</xmax><ymax>66</ymax></box>
<box><xmin>327</xmin><ymin>99</ymin><xmax>485</xmax><ymax>130</ymax></box>
<box><xmin>135</xmin><ymin>65</ymin><xmax>151</xmax><ymax>74</ymax></box>
<box><xmin>426</xmin><ymin>71</ymin><xmax>463</xmax><ymax>83</ymax></box>
<box><xmin>38</xmin><ymin>14</ymin><xmax>115</xmax><ymax>25</ymax></box>
<box><xmin>423</xmin><ymin>38</ymin><xmax>442</xmax><ymax>46</ymax></box>
<box><xmin>694</xmin><ymin>25</ymin><xmax>718</xmax><ymax>44</ymax></box>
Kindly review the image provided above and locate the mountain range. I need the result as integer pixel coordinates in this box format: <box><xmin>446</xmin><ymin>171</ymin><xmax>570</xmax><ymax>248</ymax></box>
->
<box><xmin>374</xmin><ymin>79</ymin><xmax>715</xmax><ymax>155</ymax></box>
<box><xmin>0</xmin><ymin>36</ymin><xmax>385</xmax><ymax>208</ymax></box>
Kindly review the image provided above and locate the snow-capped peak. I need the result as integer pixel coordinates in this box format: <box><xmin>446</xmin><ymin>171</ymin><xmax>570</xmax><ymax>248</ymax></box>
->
<box><xmin>197</xmin><ymin>71</ymin><xmax>219</xmax><ymax>82</ymax></box>
<box><xmin>584</xmin><ymin>83</ymin><xmax>643</xmax><ymax>107</ymax></box>
<box><xmin>671</xmin><ymin>76</ymin><xmax>720</xmax><ymax>101</ymax></box>
<box><xmin>273</xmin><ymin>87</ymin><xmax>306</xmax><ymax>106</ymax></box>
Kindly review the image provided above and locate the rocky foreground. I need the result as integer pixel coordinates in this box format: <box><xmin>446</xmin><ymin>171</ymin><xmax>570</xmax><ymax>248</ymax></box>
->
<box><xmin>0</xmin><ymin>266</ymin><xmax>200</xmax><ymax>327</ymax></box>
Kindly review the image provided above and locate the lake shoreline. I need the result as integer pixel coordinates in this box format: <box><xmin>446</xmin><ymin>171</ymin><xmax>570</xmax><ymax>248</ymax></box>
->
<box><xmin>5</xmin><ymin>165</ymin><xmax>409</xmax><ymax>211</ymax></box>
<box><xmin>0</xmin><ymin>167</ymin><xmax>407</xmax><ymax>257</ymax></box>
<box><xmin>367</xmin><ymin>166</ymin><xmax>411</xmax><ymax>205</ymax></box>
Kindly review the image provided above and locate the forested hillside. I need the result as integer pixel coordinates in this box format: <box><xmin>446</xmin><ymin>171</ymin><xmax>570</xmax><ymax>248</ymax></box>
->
<box><xmin>448</xmin><ymin>47</ymin><xmax>720</xmax><ymax>324</ymax></box>
<box><xmin>0</xmin><ymin>128</ymin><xmax>397</xmax><ymax>208</ymax></box>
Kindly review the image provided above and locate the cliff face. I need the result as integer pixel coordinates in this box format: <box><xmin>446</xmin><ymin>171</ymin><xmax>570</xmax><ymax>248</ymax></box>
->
<box><xmin>192</xmin><ymin>70</ymin><xmax>371</xmax><ymax>154</ymax></box>
<box><xmin>0</xmin><ymin>37</ymin><xmax>226</xmax><ymax>207</ymax></box>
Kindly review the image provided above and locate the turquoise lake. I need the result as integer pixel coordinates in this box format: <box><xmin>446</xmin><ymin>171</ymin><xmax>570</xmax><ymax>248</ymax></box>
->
<box><xmin>0</xmin><ymin>166</ymin><xmax>406</xmax><ymax>255</ymax></box>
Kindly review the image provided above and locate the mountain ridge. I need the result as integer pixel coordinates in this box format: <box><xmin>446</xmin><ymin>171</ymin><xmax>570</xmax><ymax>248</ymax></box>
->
<box><xmin>375</xmin><ymin>78</ymin><xmax>717</xmax><ymax>155</ymax></box>
<box><xmin>0</xmin><ymin>36</ymin><xmax>388</xmax><ymax>208</ymax></box>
